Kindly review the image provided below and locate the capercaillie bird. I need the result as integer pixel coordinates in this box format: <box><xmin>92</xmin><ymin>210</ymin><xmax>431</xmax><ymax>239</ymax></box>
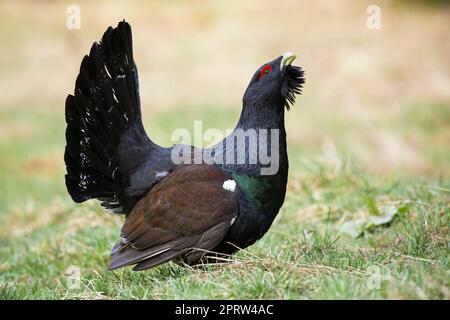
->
<box><xmin>64</xmin><ymin>21</ymin><xmax>305</xmax><ymax>271</ymax></box>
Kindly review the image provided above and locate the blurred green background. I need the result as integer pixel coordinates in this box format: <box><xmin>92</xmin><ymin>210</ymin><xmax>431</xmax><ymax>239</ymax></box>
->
<box><xmin>0</xmin><ymin>0</ymin><xmax>448</xmax><ymax>299</ymax></box>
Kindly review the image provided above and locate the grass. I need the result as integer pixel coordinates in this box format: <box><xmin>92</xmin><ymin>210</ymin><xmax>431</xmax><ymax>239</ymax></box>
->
<box><xmin>0</xmin><ymin>103</ymin><xmax>448</xmax><ymax>300</ymax></box>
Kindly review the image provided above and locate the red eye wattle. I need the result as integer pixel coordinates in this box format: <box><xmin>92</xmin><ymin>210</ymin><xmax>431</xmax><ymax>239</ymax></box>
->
<box><xmin>259</xmin><ymin>65</ymin><xmax>272</xmax><ymax>79</ymax></box>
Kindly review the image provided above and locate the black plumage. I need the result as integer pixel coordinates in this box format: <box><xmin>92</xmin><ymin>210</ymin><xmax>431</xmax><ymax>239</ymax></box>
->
<box><xmin>64</xmin><ymin>20</ymin><xmax>305</xmax><ymax>271</ymax></box>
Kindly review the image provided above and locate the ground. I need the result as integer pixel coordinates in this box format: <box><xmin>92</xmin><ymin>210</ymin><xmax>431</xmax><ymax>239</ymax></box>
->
<box><xmin>0</xmin><ymin>0</ymin><xmax>449</xmax><ymax>299</ymax></box>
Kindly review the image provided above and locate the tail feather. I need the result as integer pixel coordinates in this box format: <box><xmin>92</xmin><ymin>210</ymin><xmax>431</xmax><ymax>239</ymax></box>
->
<box><xmin>64</xmin><ymin>20</ymin><xmax>152</xmax><ymax>214</ymax></box>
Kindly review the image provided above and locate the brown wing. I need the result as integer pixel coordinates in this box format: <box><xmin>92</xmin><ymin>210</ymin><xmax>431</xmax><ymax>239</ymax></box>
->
<box><xmin>108</xmin><ymin>164</ymin><xmax>238</xmax><ymax>271</ymax></box>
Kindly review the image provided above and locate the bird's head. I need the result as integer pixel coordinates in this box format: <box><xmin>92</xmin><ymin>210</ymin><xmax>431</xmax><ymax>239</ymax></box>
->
<box><xmin>243</xmin><ymin>52</ymin><xmax>305</xmax><ymax>111</ymax></box>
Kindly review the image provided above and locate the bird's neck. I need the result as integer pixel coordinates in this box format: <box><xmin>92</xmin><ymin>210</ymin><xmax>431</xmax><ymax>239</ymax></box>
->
<box><xmin>236</xmin><ymin>101</ymin><xmax>286</xmax><ymax>131</ymax></box>
<box><xmin>230</xmin><ymin>101</ymin><xmax>289</xmax><ymax>215</ymax></box>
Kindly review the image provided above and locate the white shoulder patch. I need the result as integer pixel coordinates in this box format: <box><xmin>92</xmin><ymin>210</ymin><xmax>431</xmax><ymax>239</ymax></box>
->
<box><xmin>222</xmin><ymin>179</ymin><xmax>236</xmax><ymax>192</ymax></box>
<box><xmin>155</xmin><ymin>171</ymin><xmax>169</xmax><ymax>179</ymax></box>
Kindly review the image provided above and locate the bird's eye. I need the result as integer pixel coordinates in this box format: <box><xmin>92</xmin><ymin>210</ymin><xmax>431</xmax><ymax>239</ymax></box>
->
<box><xmin>259</xmin><ymin>65</ymin><xmax>272</xmax><ymax>79</ymax></box>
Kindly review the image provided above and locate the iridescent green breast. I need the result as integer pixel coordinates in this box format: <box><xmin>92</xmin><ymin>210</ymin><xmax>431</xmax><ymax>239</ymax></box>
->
<box><xmin>232</xmin><ymin>172</ymin><xmax>287</xmax><ymax>214</ymax></box>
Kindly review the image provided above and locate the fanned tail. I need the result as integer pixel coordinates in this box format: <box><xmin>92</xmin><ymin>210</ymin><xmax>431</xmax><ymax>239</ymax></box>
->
<box><xmin>64</xmin><ymin>20</ymin><xmax>150</xmax><ymax>214</ymax></box>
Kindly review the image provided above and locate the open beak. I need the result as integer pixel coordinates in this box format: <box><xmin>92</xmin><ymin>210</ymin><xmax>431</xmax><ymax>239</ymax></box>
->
<box><xmin>280</xmin><ymin>52</ymin><xmax>296</xmax><ymax>71</ymax></box>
